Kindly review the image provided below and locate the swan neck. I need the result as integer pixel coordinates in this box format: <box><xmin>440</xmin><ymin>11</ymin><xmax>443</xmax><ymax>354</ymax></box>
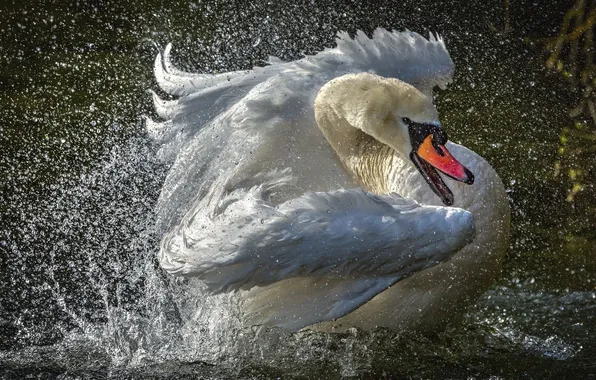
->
<box><xmin>316</xmin><ymin>109</ymin><xmax>395</xmax><ymax>193</ymax></box>
<box><xmin>346</xmin><ymin>141</ymin><xmax>395</xmax><ymax>193</ymax></box>
<box><xmin>314</xmin><ymin>74</ymin><xmax>405</xmax><ymax>193</ymax></box>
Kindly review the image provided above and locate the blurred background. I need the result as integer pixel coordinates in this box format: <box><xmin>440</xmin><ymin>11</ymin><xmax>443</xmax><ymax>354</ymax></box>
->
<box><xmin>1</xmin><ymin>0</ymin><xmax>595</xmax><ymax>378</ymax></box>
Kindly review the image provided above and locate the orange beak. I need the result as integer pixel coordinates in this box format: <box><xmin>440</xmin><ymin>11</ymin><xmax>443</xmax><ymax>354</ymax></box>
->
<box><xmin>416</xmin><ymin>135</ymin><xmax>474</xmax><ymax>184</ymax></box>
<box><xmin>407</xmin><ymin>121</ymin><xmax>475</xmax><ymax>205</ymax></box>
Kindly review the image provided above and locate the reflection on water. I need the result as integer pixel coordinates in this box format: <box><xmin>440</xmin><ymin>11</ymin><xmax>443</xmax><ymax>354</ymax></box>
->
<box><xmin>1</xmin><ymin>0</ymin><xmax>595</xmax><ymax>378</ymax></box>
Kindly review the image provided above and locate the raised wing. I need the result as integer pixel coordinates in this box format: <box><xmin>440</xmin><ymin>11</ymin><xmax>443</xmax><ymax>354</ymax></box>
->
<box><xmin>149</xmin><ymin>29</ymin><xmax>455</xmax><ymax>230</ymax></box>
<box><xmin>159</xmin><ymin>169</ymin><xmax>475</xmax><ymax>291</ymax></box>
<box><xmin>158</xmin><ymin>171</ymin><xmax>474</xmax><ymax>330</ymax></box>
<box><xmin>149</xmin><ymin>29</ymin><xmax>454</xmax><ymax>147</ymax></box>
<box><xmin>333</xmin><ymin>29</ymin><xmax>455</xmax><ymax>95</ymax></box>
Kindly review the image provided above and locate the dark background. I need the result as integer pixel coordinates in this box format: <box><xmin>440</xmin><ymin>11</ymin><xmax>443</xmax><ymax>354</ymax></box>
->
<box><xmin>2</xmin><ymin>0</ymin><xmax>595</xmax><ymax>378</ymax></box>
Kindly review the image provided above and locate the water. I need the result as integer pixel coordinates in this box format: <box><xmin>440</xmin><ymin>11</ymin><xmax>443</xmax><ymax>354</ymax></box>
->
<box><xmin>1</xmin><ymin>0</ymin><xmax>595</xmax><ymax>378</ymax></box>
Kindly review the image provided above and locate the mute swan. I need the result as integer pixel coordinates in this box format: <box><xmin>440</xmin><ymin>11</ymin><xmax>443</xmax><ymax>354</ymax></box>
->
<box><xmin>148</xmin><ymin>29</ymin><xmax>510</xmax><ymax>332</ymax></box>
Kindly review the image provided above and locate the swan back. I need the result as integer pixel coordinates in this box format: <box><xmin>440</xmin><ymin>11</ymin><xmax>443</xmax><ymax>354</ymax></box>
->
<box><xmin>150</xmin><ymin>29</ymin><xmax>456</xmax><ymax>233</ymax></box>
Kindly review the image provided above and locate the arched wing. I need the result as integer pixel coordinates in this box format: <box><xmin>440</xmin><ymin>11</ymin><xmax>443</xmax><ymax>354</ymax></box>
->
<box><xmin>334</xmin><ymin>29</ymin><xmax>455</xmax><ymax>95</ymax></box>
<box><xmin>160</xmin><ymin>178</ymin><xmax>475</xmax><ymax>289</ymax></box>
<box><xmin>149</xmin><ymin>29</ymin><xmax>454</xmax><ymax>146</ymax></box>
<box><xmin>159</xmin><ymin>181</ymin><xmax>475</xmax><ymax>330</ymax></box>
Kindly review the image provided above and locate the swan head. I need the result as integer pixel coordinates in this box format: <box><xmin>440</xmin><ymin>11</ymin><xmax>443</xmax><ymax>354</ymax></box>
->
<box><xmin>315</xmin><ymin>73</ymin><xmax>474</xmax><ymax>206</ymax></box>
<box><xmin>402</xmin><ymin>118</ymin><xmax>474</xmax><ymax>206</ymax></box>
<box><xmin>372</xmin><ymin>77</ymin><xmax>475</xmax><ymax>206</ymax></box>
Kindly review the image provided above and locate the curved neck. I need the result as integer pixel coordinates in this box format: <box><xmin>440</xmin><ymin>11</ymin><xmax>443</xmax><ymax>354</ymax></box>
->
<box><xmin>314</xmin><ymin>73</ymin><xmax>413</xmax><ymax>193</ymax></box>
<box><xmin>345</xmin><ymin>139</ymin><xmax>395</xmax><ymax>194</ymax></box>
<box><xmin>314</xmin><ymin>98</ymin><xmax>397</xmax><ymax>193</ymax></box>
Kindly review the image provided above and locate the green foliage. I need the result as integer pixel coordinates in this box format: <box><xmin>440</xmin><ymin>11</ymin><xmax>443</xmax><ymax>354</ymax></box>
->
<box><xmin>547</xmin><ymin>0</ymin><xmax>596</xmax><ymax>203</ymax></box>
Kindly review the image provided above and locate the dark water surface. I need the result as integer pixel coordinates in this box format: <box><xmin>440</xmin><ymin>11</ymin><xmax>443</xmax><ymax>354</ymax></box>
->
<box><xmin>1</xmin><ymin>0</ymin><xmax>595</xmax><ymax>378</ymax></box>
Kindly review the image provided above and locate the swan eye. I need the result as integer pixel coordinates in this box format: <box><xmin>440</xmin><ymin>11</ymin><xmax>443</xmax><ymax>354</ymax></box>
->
<box><xmin>402</xmin><ymin>117</ymin><xmax>412</xmax><ymax>125</ymax></box>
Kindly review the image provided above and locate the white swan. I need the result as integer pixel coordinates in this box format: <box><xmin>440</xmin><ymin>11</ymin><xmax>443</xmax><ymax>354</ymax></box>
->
<box><xmin>148</xmin><ymin>29</ymin><xmax>510</xmax><ymax>333</ymax></box>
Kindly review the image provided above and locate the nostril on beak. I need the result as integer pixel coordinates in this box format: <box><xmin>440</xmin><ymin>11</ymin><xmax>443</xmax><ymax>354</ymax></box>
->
<box><xmin>431</xmin><ymin>137</ymin><xmax>446</xmax><ymax>157</ymax></box>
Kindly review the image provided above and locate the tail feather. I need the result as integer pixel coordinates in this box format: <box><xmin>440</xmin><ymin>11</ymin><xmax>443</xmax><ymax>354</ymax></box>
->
<box><xmin>149</xmin><ymin>89</ymin><xmax>181</xmax><ymax>120</ymax></box>
<box><xmin>154</xmin><ymin>43</ymin><xmax>254</xmax><ymax>96</ymax></box>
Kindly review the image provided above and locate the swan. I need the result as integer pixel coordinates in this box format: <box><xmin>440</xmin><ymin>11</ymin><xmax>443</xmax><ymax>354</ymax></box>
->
<box><xmin>148</xmin><ymin>29</ymin><xmax>510</xmax><ymax>333</ymax></box>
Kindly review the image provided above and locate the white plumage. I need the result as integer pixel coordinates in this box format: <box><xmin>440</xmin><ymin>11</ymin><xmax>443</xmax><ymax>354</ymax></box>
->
<box><xmin>149</xmin><ymin>28</ymin><xmax>509</xmax><ymax>332</ymax></box>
